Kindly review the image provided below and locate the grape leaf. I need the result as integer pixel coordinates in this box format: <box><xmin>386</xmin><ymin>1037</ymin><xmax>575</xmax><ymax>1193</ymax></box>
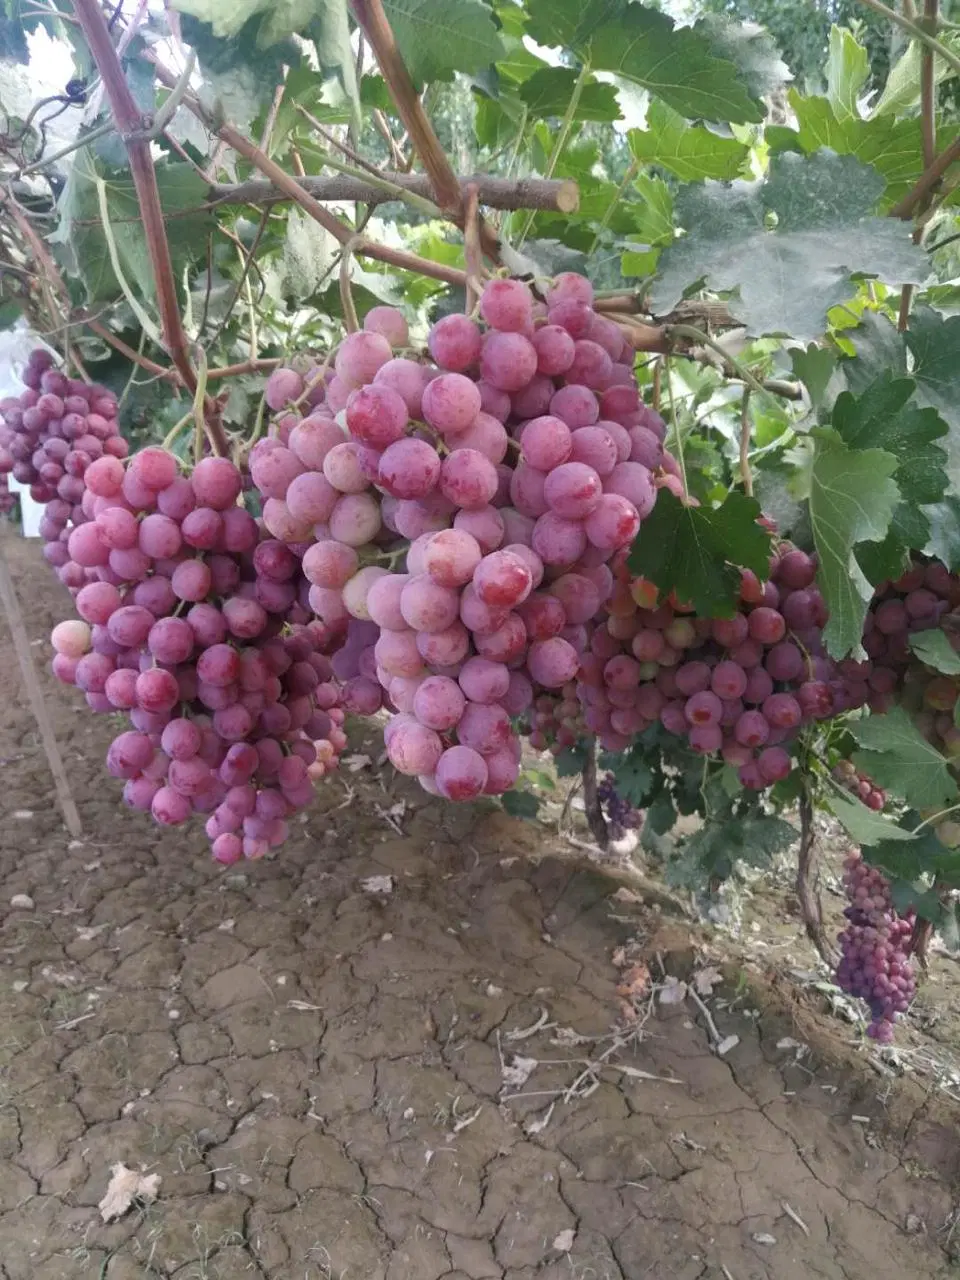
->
<box><xmin>601</xmin><ymin>750</ymin><xmax>654</xmax><ymax>807</ymax></box>
<box><xmin>174</xmin><ymin>0</ymin><xmax>324</xmax><ymax>44</ymax></box>
<box><xmin>924</xmin><ymin>498</ymin><xmax>960</xmax><ymax>571</ymax></box>
<box><xmin>843</xmin><ymin>311</ymin><xmax>908</xmax><ymax>395</ymax></box>
<box><xmin>875</xmin><ymin>30</ymin><xmax>960</xmax><ymax>117</ymax></box>
<box><xmin>518</xmin><ymin>68</ymin><xmax>621</xmax><ymax>122</ymax></box>
<box><xmin>501</xmin><ymin>790</ymin><xmax>540</xmax><ymax>819</ymax></box>
<box><xmin>628</xmin><ymin>489</ymin><xmax>773</xmax><ymax>618</ymax></box>
<box><xmin>652</xmin><ymin>150</ymin><xmax>928</xmax><ymax>343</ymax></box>
<box><xmin>554</xmin><ymin>745</ymin><xmax>588</xmax><ymax>777</ymax></box>
<box><xmin>627</xmin><ymin>103</ymin><xmax>747</xmax><ymax>182</ymax></box>
<box><xmin>848</xmin><ymin>706</ymin><xmax>959</xmax><ymax>811</ymax></box>
<box><xmin>785</xmin><ymin>91</ymin><xmax>925</xmax><ymax>206</ymax></box>
<box><xmin>808</xmin><ymin>432</ymin><xmax>900</xmax><ymax>657</ymax></box>
<box><xmin>179</xmin><ymin>14</ymin><xmax>297</xmax><ymax>134</ymax></box>
<box><xmin>670</xmin><ymin>813</ymin><xmax>796</xmax><ymax>886</ymax></box>
<box><xmin>692</xmin><ymin>14</ymin><xmax>791</xmax><ymax>100</ymax></box>
<box><xmin>825</xmin><ymin>25</ymin><xmax>869</xmax><ymax>121</ymax></box>
<box><xmin>789</xmin><ymin>343</ymin><xmax>837</xmax><ymax>410</ymax></box>
<box><xmin>644</xmin><ymin>792</ymin><xmax>677</xmax><ymax>837</ymax></box>
<box><xmin>52</xmin><ymin>153</ymin><xmax>213</xmax><ymax>305</ymax></box>
<box><xmin>824</xmin><ymin>787</ymin><xmax>925</xmax><ymax>847</ymax></box>
<box><xmin>831</xmin><ymin>373</ymin><xmax>949</xmax><ymax>558</ymax></box>
<box><xmin>525</xmin><ymin>0</ymin><xmax>762</xmax><ymax>124</ymax></box>
<box><xmin>381</xmin><ymin>0</ymin><xmax>504</xmax><ymax>83</ymax></box>
<box><xmin>908</xmin><ymin>629</ymin><xmax>960</xmax><ymax>675</ymax></box>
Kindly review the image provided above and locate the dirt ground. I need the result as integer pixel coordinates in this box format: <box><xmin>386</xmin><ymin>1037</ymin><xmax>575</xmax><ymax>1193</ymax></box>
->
<box><xmin>1</xmin><ymin>536</ymin><xmax>959</xmax><ymax>1280</ymax></box>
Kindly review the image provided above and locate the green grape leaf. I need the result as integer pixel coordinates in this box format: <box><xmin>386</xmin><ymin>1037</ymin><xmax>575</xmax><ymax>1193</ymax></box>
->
<box><xmin>848</xmin><ymin>707</ymin><xmax>959</xmax><ymax>811</ymax></box>
<box><xmin>628</xmin><ymin>489</ymin><xmax>774</xmax><ymax>619</ymax></box>
<box><xmin>174</xmin><ymin>0</ymin><xmax>325</xmax><ymax>44</ymax></box>
<box><xmin>875</xmin><ymin>30</ymin><xmax>960</xmax><ymax>117</ymax></box>
<box><xmin>825</xmin><ymin>787</ymin><xmax>924</xmax><ymax>846</ymax></box>
<box><xmin>518</xmin><ymin>67</ymin><xmax>621</xmax><ymax>122</ymax></box>
<box><xmin>601</xmin><ymin>750</ymin><xmax>654</xmax><ymax>808</ymax></box>
<box><xmin>825</xmin><ymin>24</ymin><xmax>869</xmax><ymax>121</ymax></box>
<box><xmin>790</xmin><ymin>343</ymin><xmax>837</xmax><ymax>410</ymax></box>
<box><xmin>179</xmin><ymin>14</ymin><xmax>298</xmax><ymax>134</ymax></box>
<box><xmin>554</xmin><ymin>745</ymin><xmax>588</xmax><ymax>777</ymax></box>
<box><xmin>52</xmin><ymin>153</ymin><xmax>213</xmax><ymax>305</ymax></box>
<box><xmin>652</xmin><ymin>150</ymin><xmax>927</xmax><ymax>343</ymax></box>
<box><xmin>808</xmin><ymin>432</ymin><xmax>901</xmax><ymax>658</ymax></box>
<box><xmin>786</xmin><ymin>90</ymin><xmax>925</xmax><ymax>206</ymax></box>
<box><xmin>525</xmin><ymin>0</ymin><xmax>762</xmax><ymax>124</ymax></box>
<box><xmin>863</xmin><ymin>813</ymin><xmax>960</xmax><ymax>889</ymax></box>
<box><xmin>924</xmin><ymin>498</ymin><xmax>960</xmax><ymax>572</ymax></box>
<box><xmin>692</xmin><ymin>14</ymin><xmax>791</xmax><ymax>100</ymax></box>
<box><xmin>501</xmin><ymin>790</ymin><xmax>541</xmax><ymax>819</ymax></box>
<box><xmin>908</xmin><ymin>629</ymin><xmax>960</xmax><ymax>676</ymax></box>
<box><xmin>381</xmin><ymin>0</ymin><xmax>504</xmax><ymax>83</ymax></box>
<box><xmin>843</xmin><ymin>310</ymin><xmax>909</xmax><ymax>395</ymax></box>
<box><xmin>670</xmin><ymin>813</ymin><xmax>796</xmax><ymax>886</ymax></box>
<box><xmin>644</xmin><ymin>792</ymin><xmax>677</xmax><ymax>837</ymax></box>
<box><xmin>831</xmin><ymin>373</ymin><xmax>950</xmax><ymax>559</ymax></box>
<box><xmin>627</xmin><ymin>102</ymin><xmax>748</xmax><ymax>182</ymax></box>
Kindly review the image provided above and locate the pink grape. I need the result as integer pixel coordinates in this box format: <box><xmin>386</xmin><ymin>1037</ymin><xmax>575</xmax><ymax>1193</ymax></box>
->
<box><xmin>748</xmin><ymin>607</ymin><xmax>786</xmax><ymax>645</ymax></box>
<box><xmin>458</xmin><ymin>656</ymin><xmax>510</xmax><ymax>703</ymax></box>
<box><xmin>131</xmin><ymin>446</ymin><xmax>178</xmax><ymax>491</ymax></box>
<box><xmin>422</xmin><ymin>373</ymin><xmax>481</xmax><ymax>435</ymax></box>
<box><xmin>473</xmin><ymin>550</ymin><xmax>533</xmax><ymax>608</ymax></box>
<box><xmin>439</xmin><ymin>449</ymin><xmax>499</xmax><ymax>509</ymax></box>
<box><xmin>413</xmin><ymin>675</ymin><xmax>466</xmax><ymax>730</ymax></box>
<box><xmin>335</xmin><ymin>330</ymin><xmax>392</xmax><ymax>388</ymax></box>
<box><xmin>346</xmin><ymin>384</ymin><xmax>408</xmax><ymax>450</ymax></box>
<box><xmin>434</xmin><ymin>745</ymin><xmax>488</xmax><ymax>800</ymax></box>
<box><xmin>480</xmin><ymin>278</ymin><xmax>533</xmax><ymax>332</ymax></box>
<box><xmin>520</xmin><ymin>415</ymin><xmax>572</xmax><ymax>470</ymax></box>
<box><xmin>480</xmin><ymin>331</ymin><xmax>537</xmax><ymax>392</ymax></box>
<box><xmin>378</xmin><ymin>439</ymin><xmax>442</xmax><ymax>499</ymax></box>
<box><xmin>453</xmin><ymin>411</ymin><xmax>508</xmax><ymax>463</ymax></box>
<box><xmin>533</xmin><ymin>325</ymin><xmax>576</xmax><ymax>377</ymax></box>
<box><xmin>364</xmin><ymin>305</ymin><xmax>408</xmax><ymax>347</ymax></box>
<box><xmin>387</xmin><ymin>719</ymin><xmax>443</xmax><ymax>775</ymax></box>
<box><xmin>400</xmin><ymin>575</ymin><xmax>461</xmax><ymax>632</ymax></box>
<box><xmin>457</xmin><ymin>702</ymin><xmax>512</xmax><ymax>755</ymax></box>
<box><xmin>550</xmin><ymin>384</ymin><xmax>599</xmax><ymax>428</ymax></box>
<box><xmin>428</xmin><ymin>315</ymin><xmax>482</xmax><ymax>371</ymax></box>
<box><xmin>454</xmin><ymin>505</ymin><xmax>504</xmax><ymax>554</ymax></box>
<box><xmin>527</xmin><ymin>637</ymin><xmax>579</xmax><ymax>687</ymax></box>
<box><xmin>584</xmin><ymin>494</ymin><xmax>641</xmax><ymax>550</ymax></box>
<box><xmin>423</xmin><ymin>528</ymin><xmax>482</xmax><ymax>587</ymax></box>
<box><xmin>543</xmin><ymin>462</ymin><xmax>602</xmax><ymax>519</ymax></box>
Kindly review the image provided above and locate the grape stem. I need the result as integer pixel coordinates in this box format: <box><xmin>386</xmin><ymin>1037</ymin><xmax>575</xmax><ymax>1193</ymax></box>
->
<box><xmin>191</xmin><ymin>346</ymin><xmax>214</xmax><ymax>461</ymax></box>
<box><xmin>662</xmin><ymin>356</ymin><xmax>691</xmax><ymax>502</ymax></box>
<box><xmin>739</xmin><ymin>388</ymin><xmax>753</xmax><ymax>498</ymax></box>
<box><xmin>665</xmin><ymin>324</ymin><xmax>778</xmax><ymax>405</ymax></box>
<box><xmin>514</xmin><ymin>61</ymin><xmax>590</xmax><ymax>249</ymax></box>
<box><xmin>581</xmin><ymin>741</ymin><xmax>609</xmax><ymax>851</ymax></box>
<box><xmin>853</xmin><ymin>0</ymin><xmax>960</xmax><ymax>77</ymax></box>
<box><xmin>339</xmin><ymin>239</ymin><xmax>361</xmax><ymax>335</ymax></box>
<box><xmin>797</xmin><ymin>786</ymin><xmax>837</xmax><ymax>965</ymax></box>
<box><xmin>463</xmin><ymin>183</ymin><xmax>483</xmax><ymax>313</ymax></box>
<box><xmin>0</xmin><ymin>530</ymin><xmax>83</xmax><ymax>840</ymax></box>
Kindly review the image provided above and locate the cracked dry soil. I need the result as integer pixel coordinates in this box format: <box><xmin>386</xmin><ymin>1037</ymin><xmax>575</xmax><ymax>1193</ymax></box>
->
<box><xmin>1</xmin><ymin>537</ymin><xmax>959</xmax><ymax>1280</ymax></box>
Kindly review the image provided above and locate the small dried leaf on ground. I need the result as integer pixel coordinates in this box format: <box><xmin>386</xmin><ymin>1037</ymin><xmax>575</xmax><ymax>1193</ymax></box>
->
<box><xmin>617</xmin><ymin>962</ymin><xmax>651</xmax><ymax>1000</ymax></box>
<box><xmin>99</xmin><ymin>1164</ymin><xmax>161</xmax><ymax>1222</ymax></box>
<box><xmin>693</xmin><ymin>966</ymin><xmax>723</xmax><ymax>995</ymax></box>
<box><xmin>502</xmin><ymin>1054</ymin><xmax>539</xmax><ymax>1089</ymax></box>
<box><xmin>659</xmin><ymin>975</ymin><xmax>688</xmax><ymax>1004</ymax></box>
<box><xmin>552</xmin><ymin>1228</ymin><xmax>575</xmax><ymax>1252</ymax></box>
<box><xmin>360</xmin><ymin>875</ymin><xmax>394</xmax><ymax>894</ymax></box>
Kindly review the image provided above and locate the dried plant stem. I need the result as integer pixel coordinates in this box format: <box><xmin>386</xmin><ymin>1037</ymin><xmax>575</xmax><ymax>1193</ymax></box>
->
<box><xmin>0</xmin><ymin>532</ymin><xmax>83</xmax><ymax>839</ymax></box>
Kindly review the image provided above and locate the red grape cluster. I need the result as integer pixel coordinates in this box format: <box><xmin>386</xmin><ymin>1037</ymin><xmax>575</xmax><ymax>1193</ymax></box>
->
<box><xmin>836</xmin><ymin>851</ymin><xmax>916</xmax><ymax>1043</ymax></box>
<box><xmin>0</xmin><ymin>349</ymin><xmax>128</xmax><ymax>584</ymax></box>
<box><xmin>46</xmin><ymin>448</ymin><xmax>348</xmax><ymax>863</ymax></box>
<box><xmin>524</xmin><ymin>686</ymin><xmax>587</xmax><ymax>752</ymax></box>
<box><xmin>597</xmin><ymin>772</ymin><xmax>642</xmax><ymax>837</ymax></box>
<box><xmin>577</xmin><ymin>544</ymin><xmax>872</xmax><ymax>786</ymax></box>
<box><xmin>832</xmin><ymin>760</ymin><xmax>886</xmax><ymax>811</ymax></box>
<box><xmin>0</xmin><ymin>471</ymin><xmax>14</xmax><ymax>516</ymax></box>
<box><xmin>250</xmin><ymin>275</ymin><xmax>667</xmax><ymax>800</ymax></box>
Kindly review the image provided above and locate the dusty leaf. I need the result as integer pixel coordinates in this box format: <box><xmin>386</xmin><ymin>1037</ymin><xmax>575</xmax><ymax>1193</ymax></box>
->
<box><xmin>99</xmin><ymin>1164</ymin><xmax>161</xmax><ymax>1222</ymax></box>
<box><xmin>501</xmin><ymin>1054</ymin><xmax>539</xmax><ymax>1089</ymax></box>
<box><xmin>658</xmin><ymin>975</ymin><xmax>688</xmax><ymax>1005</ymax></box>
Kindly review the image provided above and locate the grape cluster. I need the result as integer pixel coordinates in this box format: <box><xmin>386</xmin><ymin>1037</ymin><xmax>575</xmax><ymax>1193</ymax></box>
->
<box><xmin>524</xmin><ymin>686</ymin><xmax>587</xmax><ymax>752</ymax></box>
<box><xmin>836</xmin><ymin>852</ymin><xmax>916</xmax><ymax>1043</ymax></box>
<box><xmin>46</xmin><ymin>448</ymin><xmax>347</xmax><ymax>863</ymax></box>
<box><xmin>578</xmin><ymin>544</ymin><xmax>873</xmax><ymax>786</ymax></box>
<box><xmin>597</xmin><ymin>772</ymin><xmax>642</xmax><ymax>837</ymax></box>
<box><xmin>0</xmin><ymin>348</ymin><xmax>128</xmax><ymax>584</ymax></box>
<box><xmin>832</xmin><ymin>760</ymin><xmax>886</xmax><ymax>812</ymax></box>
<box><xmin>252</xmin><ymin>275</ymin><xmax>666</xmax><ymax>800</ymax></box>
<box><xmin>0</xmin><ymin>471</ymin><xmax>14</xmax><ymax>517</ymax></box>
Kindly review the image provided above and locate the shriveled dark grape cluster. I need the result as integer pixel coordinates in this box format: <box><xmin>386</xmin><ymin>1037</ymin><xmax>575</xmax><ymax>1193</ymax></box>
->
<box><xmin>832</xmin><ymin>760</ymin><xmax>886</xmax><ymax>812</ymax></box>
<box><xmin>836</xmin><ymin>852</ymin><xmax>916</xmax><ymax>1044</ymax></box>
<box><xmin>597</xmin><ymin>772</ymin><xmax>642</xmax><ymax>838</ymax></box>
